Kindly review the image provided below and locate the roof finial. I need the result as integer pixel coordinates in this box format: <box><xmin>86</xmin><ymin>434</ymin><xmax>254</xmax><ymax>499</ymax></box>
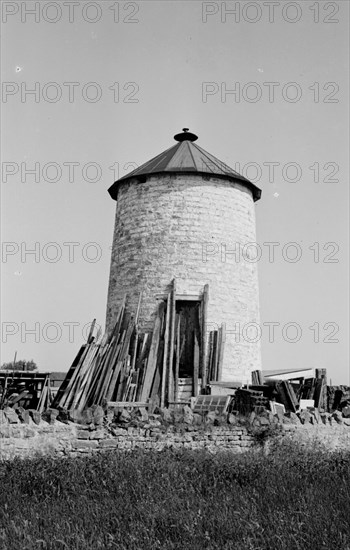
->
<box><xmin>174</xmin><ymin>128</ymin><xmax>198</xmax><ymax>142</ymax></box>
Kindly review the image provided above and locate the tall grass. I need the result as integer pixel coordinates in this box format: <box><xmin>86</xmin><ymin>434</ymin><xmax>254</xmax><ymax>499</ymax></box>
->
<box><xmin>0</xmin><ymin>444</ymin><xmax>349</xmax><ymax>550</ymax></box>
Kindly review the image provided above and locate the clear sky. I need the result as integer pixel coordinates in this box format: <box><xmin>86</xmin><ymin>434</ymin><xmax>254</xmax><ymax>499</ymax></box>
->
<box><xmin>1</xmin><ymin>0</ymin><xmax>349</xmax><ymax>384</ymax></box>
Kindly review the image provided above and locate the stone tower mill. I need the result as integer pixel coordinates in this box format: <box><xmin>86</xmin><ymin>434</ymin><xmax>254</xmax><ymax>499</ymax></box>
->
<box><xmin>106</xmin><ymin>129</ymin><xmax>262</xmax><ymax>389</ymax></box>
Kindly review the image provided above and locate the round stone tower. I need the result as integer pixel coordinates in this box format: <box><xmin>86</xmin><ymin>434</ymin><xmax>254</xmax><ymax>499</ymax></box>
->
<box><xmin>106</xmin><ymin>129</ymin><xmax>262</xmax><ymax>384</ymax></box>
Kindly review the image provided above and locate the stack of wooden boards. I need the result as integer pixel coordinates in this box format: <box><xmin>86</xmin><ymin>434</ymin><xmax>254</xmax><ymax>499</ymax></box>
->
<box><xmin>36</xmin><ymin>376</ymin><xmax>52</xmax><ymax>412</ymax></box>
<box><xmin>251</xmin><ymin>370</ymin><xmax>264</xmax><ymax>385</ymax></box>
<box><xmin>0</xmin><ymin>371</ymin><xmax>52</xmax><ymax>412</ymax></box>
<box><xmin>275</xmin><ymin>368</ymin><xmax>328</xmax><ymax>412</ymax></box>
<box><xmin>274</xmin><ymin>380</ymin><xmax>299</xmax><ymax>413</ymax></box>
<box><xmin>207</xmin><ymin>325</ymin><xmax>225</xmax><ymax>384</ymax></box>
<box><xmin>328</xmin><ymin>385</ymin><xmax>350</xmax><ymax>412</ymax></box>
<box><xmin>52</xmin><ymin>294</ymin><xmax>155</xmax><ymax>411</ymax></box>
<box><xmin>52</xmin><ymin>282</ymin><xmax>224</xmax><ymax>411</ymax></box>
<box><xmin>298</xmin><ymin>371</ymin><xmax>327</xmax><ymax>410</ymax></box>
<box><xmin>246</xmin><ymin>368</ymin><xmax>330</xmax><ymax>414</ymax></box>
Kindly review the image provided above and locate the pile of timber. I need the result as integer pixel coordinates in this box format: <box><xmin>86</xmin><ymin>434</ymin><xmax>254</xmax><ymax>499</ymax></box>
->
<box><xmin>247</xmin><ymin>368</ymin><xmax>332</xmax><ymax>415</ymax></box>
<box><xmin>52</xmin><ymin>293</ymin><xmax>154</xmax><ymax>411</ymax></box>
<box><xmin>0</xmin><ymin>371</ymin><xmax>52</xmax><ymax>412</ymax></box>
<box><xmin>251</xmin><ymin>370</ymin><xmax>264</xmax><ymax>385</ymax></box>
<box><xmin>327</xmin><ymin>385</ymin><xmax>350</xmax><ymax>412</ymax></box>
<box><xmin>274</xmin><ymin>380</ymin><xmax>299</xmax><ymax>413</ymax></box>
<box><xmin>52</xmin><ymin>282</ymin><xmax>220</xmax><ymax>411</ymax></box>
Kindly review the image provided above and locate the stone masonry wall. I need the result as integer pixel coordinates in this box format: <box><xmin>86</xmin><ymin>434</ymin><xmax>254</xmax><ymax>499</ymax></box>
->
<box><xmin>0</xmin><ymin>420</ymin><xmax>256</xmax><ymax>460</ymax></box>
<box><xmin>1</xmin><ymin>413</ymin><xmax>350</xmax><ymax>461</ymax></box>
<box><xmin>106</xmin><ymin>173</ymin><xmax>261</xmax><ymax>383</ymax></box>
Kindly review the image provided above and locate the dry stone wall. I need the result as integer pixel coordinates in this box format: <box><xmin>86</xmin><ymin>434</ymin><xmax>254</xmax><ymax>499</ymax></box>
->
<box><xmin>0</xmin><ymin>418</ymin><xmax>256</xmax><ymax>461</ymax></box>
<box><xmin>1</xmin><ymin>407</ymin><xmax>350</xmax><ymax>461</ymax></box>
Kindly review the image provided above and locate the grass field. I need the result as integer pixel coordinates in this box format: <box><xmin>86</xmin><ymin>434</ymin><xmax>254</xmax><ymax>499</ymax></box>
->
<box><xmin>0</xmin><ymin>444</ymin><xmax>349</xmax><ymax>550</ymax></box>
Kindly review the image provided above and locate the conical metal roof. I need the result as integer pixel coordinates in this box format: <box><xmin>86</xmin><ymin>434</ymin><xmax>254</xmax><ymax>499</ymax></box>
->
<box><xmin>108</xmin><ymin>129</ymin><xmax>261</xmax><ymax>202</ymax></box>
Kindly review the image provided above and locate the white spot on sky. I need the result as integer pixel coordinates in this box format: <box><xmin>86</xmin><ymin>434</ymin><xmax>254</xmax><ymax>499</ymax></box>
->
<box><xmin>14</xmin><ymin>271</ymin><xmax>22</xmax><ymax>276</ymax></box>
<box><xmin>258</xmin><ymin>68</ymin><xmax>263</xmax><ymax>73</ymax></box>
<box><xmin>273</xmin><ymin>192</ymin><xmax>279</xmax><ymax>198</ymax></box>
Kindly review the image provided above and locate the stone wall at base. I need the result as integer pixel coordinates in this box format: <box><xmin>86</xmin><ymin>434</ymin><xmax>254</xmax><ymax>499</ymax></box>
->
<box><xmin>1</xmin><ymin>419</ymin><xmax>350</xmax><ymax>461</ymax></box>
<box><xmin>276</xmin><ymin>423</ymin><xmax>350</xmax><ymax>452</ymax></box>
<box><xmin>0</xmin><ymin>421</ymin><xmax>256</xmax><ymax>460</ymax></box>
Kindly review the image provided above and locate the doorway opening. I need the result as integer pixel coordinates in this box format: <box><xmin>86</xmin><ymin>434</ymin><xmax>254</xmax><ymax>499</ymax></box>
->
<box><xmin>175</xmin><ymin>300</ymin><xmax>201</xmax><ymax>379</ymax></box>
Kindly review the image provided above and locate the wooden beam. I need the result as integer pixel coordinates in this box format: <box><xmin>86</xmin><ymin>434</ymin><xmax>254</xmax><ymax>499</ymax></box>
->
<box><xmin>217</xmin><ymin>323</ymin><xmax>225</xmax><ymax>382</ymax></box>
<box><xmin>135</xmin><ymin>291</ymin><xmax>142</xmax><ymax>324</ymax></box>
<box><xmin>150</xmin><ymin>338</ymin><xmax>164</xmax><ymax>404</ymax></box>
<box><xmin>107</xmin><ymin>401</ymin><xmax>149</xmax><ymax>408</ymax></box>
<box><xmin>155</xmin><ymin>293</ymin><xmax>201</xmax><ymax>301</ymax></box>
<box><xmin>140</xmin><ymin>303</ymin><xmax>164</xmax><ymax>402</ymax></box>
<box><xmin>212</xmin><ymin>335</ymin><xmax>216</xmax><ymax>383</ymax></box>
<box><xmin>200</xmin><ymin>284</ymin><xmax>209</xmax><ymax>391</ymax></box>
<box><xmin>193</xmin><ymin>331</ymin><xmax>199</xmax><ymax>397</ymax></box>
<box><xmin>160</xmin><ymin>293</ymin><xmax>171</xmax><ymax>408</ymax></box>
<box><xmin>38</xmin><ymin>375</ymin><xmax>49</xmax><ymax>413</ymax></box>
<box><xmin>87</xmin><ymin>319</ymin><xmax>96</xmax><ymax>344</ymax></box>
<box><xmin>174</xmin><ymin>315</ymin><xmax>180</xmax><ymax>401</ymax></box>
<box><xmin>207</xmin><ymin>331</ymin><xmax>214</xmax><ymax>383</ymax></box>
<box><xmin>130</xmin><ymin>291</ymin><xmax>142</xmax><ymax>372</ymax></box>
<box><xmin>168</xmin><ymin>279</ymin><xmax>176</xmax><ymax>404</ymax></box>
<box><xmin>135</xmin><ymin>333</ymin><xmax>151</xmax><ymax>402</ymax></box>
